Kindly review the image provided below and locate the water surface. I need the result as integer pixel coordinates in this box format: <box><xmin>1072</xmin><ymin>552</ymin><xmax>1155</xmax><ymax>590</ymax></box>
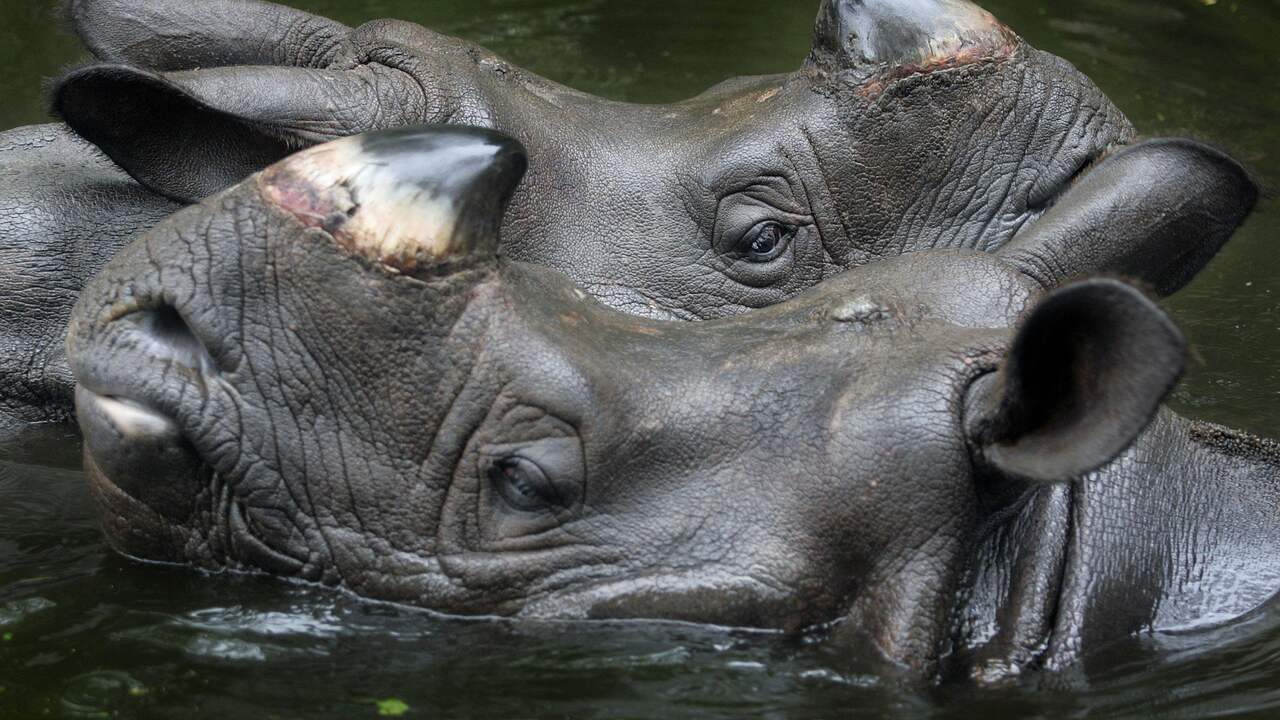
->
<box><xmin>1</xmin><ymin>0</ymin><xmax>1278</xmax><ymax>717</ymax></box>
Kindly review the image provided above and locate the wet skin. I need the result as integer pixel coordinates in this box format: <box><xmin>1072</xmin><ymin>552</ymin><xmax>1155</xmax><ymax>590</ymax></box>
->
<box><xmin>0</xmin><ymin>124</ymin><xmax>179</xmax><ymax>429</ymax></box>
<box><xmin>54</xmin><ymin>0</ymin><xmax>1254</xmax><ymax>316</ymax></box>
<box><xmin>0</xmin><ymin>0</ymin><xmax>1258</xmax><ymax>429</ymax></box>
<box><xmin>68</xmin><ymin>126</ymin><xmax>1280</xmax><ymax>682</ymax></box>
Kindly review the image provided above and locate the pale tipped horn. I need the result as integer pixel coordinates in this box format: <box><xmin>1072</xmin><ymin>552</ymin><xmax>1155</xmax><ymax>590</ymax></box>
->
<box><xmin>258</xmin><ymin>126</ymin><xmax>528</xmax><ymax>276</ymax></box>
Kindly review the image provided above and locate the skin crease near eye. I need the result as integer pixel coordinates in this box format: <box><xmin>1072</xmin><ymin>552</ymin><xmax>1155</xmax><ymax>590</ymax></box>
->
<box><xmin>708</xmin><ymin>180</ymin><xmax>817</xmax><ymax>290</ymax></box>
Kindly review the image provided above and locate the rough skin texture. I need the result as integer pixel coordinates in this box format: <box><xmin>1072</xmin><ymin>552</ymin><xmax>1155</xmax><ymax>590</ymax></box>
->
<box><xmin>68</xmin><ymin>128</ymin><xmax>1280</xmax><ymax>683</ymax></box>
<box><xmin>57</xmin><ymin>0</ymin><xmax>1142</xmax><ymax>320</ymax></box>
<box><xmin>0</xmin><ymin>124</ymin><xmax>178</xmax><ymax>429</ymax></box>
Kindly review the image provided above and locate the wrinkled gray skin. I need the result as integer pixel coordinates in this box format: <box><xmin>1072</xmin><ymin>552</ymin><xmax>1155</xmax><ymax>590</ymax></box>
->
<box><xmin>69</xmin><ymin>127</ymin><xmax>1280</xmax><ymax>682</ymax></box>
<box><xmin>55</xmin><ymin>0</ymin><xmax>1257</xmax><ymax>315</ymax></box>
<box><xmin>0</xmin><ymin>124</ymin><xmax>179</xmax><ymax>430</ymax></box>
<box><xmin>0</xmin><ymin>0</ymin><xmax>1258</xmax><ymax>429</ymax></box>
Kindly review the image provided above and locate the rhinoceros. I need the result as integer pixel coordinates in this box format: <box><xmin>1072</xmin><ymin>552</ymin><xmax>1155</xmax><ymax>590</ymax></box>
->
<box><xmin>0</xmin><ymin>0</ymin><xmax>1258</xmax><ymax>429</ymax></box>
<box><xmin>56</xmin><ymin>0</ymin><xmax>1254</xmax><ymax>312</ymax></box>
<box><xmin>68</xmin><ymin>126</ymin><xmax>1280</xmax><ymax>681</ymax></box>
<box><xmin>0</xmin><ymin>124</ymin><xmax>179</xmax><ymax>430</ymax></box>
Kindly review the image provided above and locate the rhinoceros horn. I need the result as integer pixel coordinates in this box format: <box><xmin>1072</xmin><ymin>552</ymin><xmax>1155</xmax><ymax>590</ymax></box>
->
<box><xmin>806</xmin><ymin>0</ymin><xmax>1018</xmax><ymax>77</ymax></box>
<box><xmin>258</xmin><ymin>126</ymin><xmax>527</xmax><ymax>277</ymax></box>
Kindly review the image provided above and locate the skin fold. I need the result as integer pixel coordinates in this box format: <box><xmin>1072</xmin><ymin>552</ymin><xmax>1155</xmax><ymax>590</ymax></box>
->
<box><xmin>68</xmin><ymin>126</ymin><xmax>1280</xmax><ymax>682</ymax></box>
<box><xmin>0</xmin><ymin>0</ymin><xmax>1258</xmax><ymax>429</ymax></box>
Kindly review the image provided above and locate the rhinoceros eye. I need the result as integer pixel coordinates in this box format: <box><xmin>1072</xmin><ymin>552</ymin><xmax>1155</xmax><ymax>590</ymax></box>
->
<box><xmin>737</xmin><ymin>221</ymin><xmax>797</xmax><ymax>263</ymax></box>
<box><xmin>490</xmin><ymin>456</ymin><xmax>562</xmax><ymax>513</ymax></box>
<box><xmin>479</xmin><ymin>436</ymin><xmax>585</xmax><ymax>529</ymax></box>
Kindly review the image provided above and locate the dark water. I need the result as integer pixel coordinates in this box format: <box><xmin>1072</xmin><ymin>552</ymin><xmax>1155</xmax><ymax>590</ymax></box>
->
<box><xmin>1</xmin><ymin>0</ymin><xmax>1278</xmax><ymax>717</ymax></box>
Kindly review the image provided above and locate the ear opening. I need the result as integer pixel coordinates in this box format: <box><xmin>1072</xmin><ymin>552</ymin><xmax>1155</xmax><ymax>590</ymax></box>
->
<box><xmin>54</xmin><ymin>64</ymin><xmax>300</xmax><ymax>204</ymax></box>
<box><xmin>967</xmin><ymin>279</ymin><xmax>1186</xmax><ymax>483</ymax></box>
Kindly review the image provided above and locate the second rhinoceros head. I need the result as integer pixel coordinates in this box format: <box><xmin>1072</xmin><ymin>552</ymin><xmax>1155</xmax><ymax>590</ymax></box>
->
<box><xmin>58</xmin><ymin>0</ymin><xmax>1152</xmax><ymax>320</ymax></box>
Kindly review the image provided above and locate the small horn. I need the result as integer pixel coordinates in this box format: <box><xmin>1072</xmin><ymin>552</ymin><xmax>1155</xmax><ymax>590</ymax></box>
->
<box><xmin>258</xmin><ymin>126</ymin><xmax>528</xmax><ymax>275</ymax></box>
<box><xmin>807</xmin><ymin>0</ymin><xmax>1016</xmax><ymax>76</ymax></box>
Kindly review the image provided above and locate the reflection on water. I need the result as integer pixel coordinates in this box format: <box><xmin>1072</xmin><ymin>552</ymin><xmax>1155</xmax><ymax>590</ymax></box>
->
<box><xmin>1</xmin><ymin>0</ymin><xmax>1279</xmax><ymax>716</ymax></box>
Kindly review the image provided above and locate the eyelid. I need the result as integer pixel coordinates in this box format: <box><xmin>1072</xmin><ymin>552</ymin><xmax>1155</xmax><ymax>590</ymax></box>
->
<box><xmin>725</xmin><ymin>194</ymin><xmax>813</xmax><ymax>227</ymax></box>
<box><xmin>478</xmin><ymin>438</ymin><xmax>586</xmax><ymax>508</ymax></box>
<box><xmin>514</xmin><ymin>456</ymin><xmax>568</xmax><ymax>507</ymax></box>
<box><xmin>735</xmin><ymin>174</ymin><xmax>810</xmax><ymax>216</ymax></box>
<box><xmin>712</xmin><ymin>198</ymin><xmax>811</xmax><ymax>258</ymax></box>
<box><xmin>746</xmin><ymin>193</ymin><xmax>809</xmax><ymax>219</ymax></box>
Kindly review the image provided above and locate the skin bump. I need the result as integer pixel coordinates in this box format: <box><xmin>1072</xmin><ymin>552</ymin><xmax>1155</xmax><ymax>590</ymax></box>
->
<box><xmin>829</xmin><ymin>296</ymin><xmax>894</xmax><ymax>324</ymax></box>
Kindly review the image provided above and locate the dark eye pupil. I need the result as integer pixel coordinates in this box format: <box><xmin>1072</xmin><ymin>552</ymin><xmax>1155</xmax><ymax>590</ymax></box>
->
<box><xmin>739</xmin><ymin>222</ymin><xmax>794</xmax><ymax>263</ymax></box>
<box><xmin>504</xmin><ymin>465</ymin><xmax>538</xmax><ymax>499</ymax></box>
<box><xmin>751</xmin><ymin>226</ymin><xmax>781</xmax><ymax>255</ymax></box>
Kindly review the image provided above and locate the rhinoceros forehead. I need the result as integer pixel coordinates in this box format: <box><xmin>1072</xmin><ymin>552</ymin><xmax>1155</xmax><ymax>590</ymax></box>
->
<box><xmin>802</xmin><ymin>250</ymin><xmax>1038</xmax><ymax>331</ymax></box>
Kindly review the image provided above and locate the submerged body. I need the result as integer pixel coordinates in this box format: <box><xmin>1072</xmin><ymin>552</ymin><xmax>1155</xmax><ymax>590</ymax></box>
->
<box><xmin>67</xmin><ymin>127</ymin><xmax>1280</xmax><ymax>681</ymax></box>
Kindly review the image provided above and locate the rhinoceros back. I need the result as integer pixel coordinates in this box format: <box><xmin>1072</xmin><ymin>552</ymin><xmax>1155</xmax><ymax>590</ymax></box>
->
<box><xmin>0</xmin><ymin>123</ymin><xmax>179</xmax><ymax>427</ymax></box>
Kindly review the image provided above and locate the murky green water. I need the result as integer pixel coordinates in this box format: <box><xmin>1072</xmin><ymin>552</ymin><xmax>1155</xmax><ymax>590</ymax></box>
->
<box><xmin>0</xmin><ymin>0</ymin><xmax>1278</xmax><ymax>717</ymax></box>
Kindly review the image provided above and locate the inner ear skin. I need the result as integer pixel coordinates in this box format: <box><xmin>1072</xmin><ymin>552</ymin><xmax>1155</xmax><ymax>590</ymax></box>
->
<box><xmin>962</xmin><ymin>280</ymin><xmax>1186</xmax><ymax>512</ymax></box>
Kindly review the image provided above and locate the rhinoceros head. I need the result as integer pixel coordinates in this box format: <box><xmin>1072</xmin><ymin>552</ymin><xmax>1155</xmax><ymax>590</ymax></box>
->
<box><xmin>69</xmin><ymin>127</ymin><xmax>1186</xmax><ymax>676</ymax></box>
<box><xmin>54</xmin><ymin>0</ymin><xmax>1153</xmax><ymax>320</ymax></box>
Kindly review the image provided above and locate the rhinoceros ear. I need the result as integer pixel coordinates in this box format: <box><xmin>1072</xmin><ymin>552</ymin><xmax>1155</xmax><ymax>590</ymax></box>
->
<box><xmin>806</xmin><ymin>0</ymin><xmax>1016</xmax><ymax>77</ymax></box>
<box><xmin>256</xmin><ymin>126</ymin><xmax>527</xmax><ymax>276</ymax></box>
<box><xmin>53</xmin><ymin>63</ymin><xmax>420</xmax><ymax>204</ymax></box>
<box><xmin>998</xmin><ymin>139</ymin><xmax>1259</xmax><ymax>297</ymax></box>
<box><xmin>65</xmin><ymin>0</ymin><xmax>350</xmax><ymax>71</ymax></box>
<box><xmin>965</xmin><ymin>279</ymin><xmax>1185</xmax><ymax>485</ymax></box>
